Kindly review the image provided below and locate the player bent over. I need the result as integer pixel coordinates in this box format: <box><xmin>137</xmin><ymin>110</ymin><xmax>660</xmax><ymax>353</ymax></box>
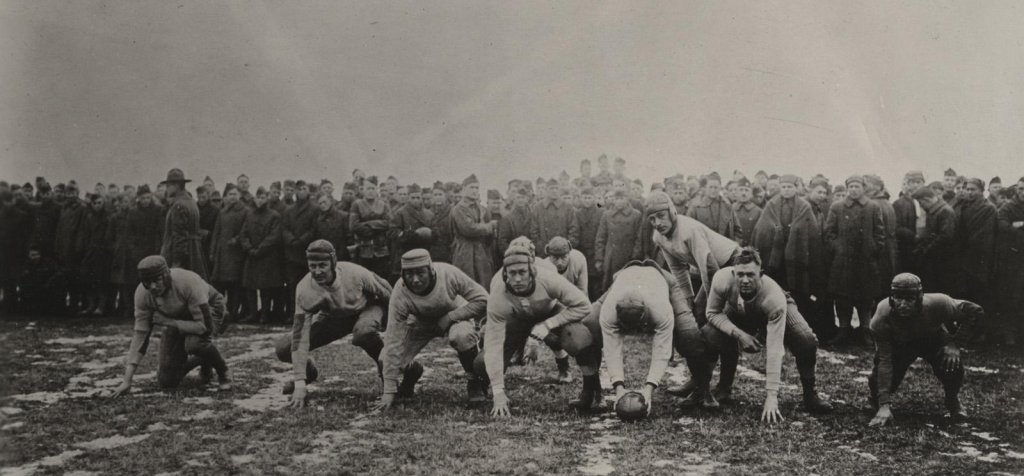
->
<box><xmin>477</xmin><ymin>241</ymin><xmax>602</xmax><ymax>417</ymax></box>
<box><xmin>595</xmin><ymin>260</ymin><xmax>718</xmax><ymax>412</ymax></box>
<box><xmin>276</xmin><ymin>240</ymin><xmax>417</xmax><ymax>408</ymax></box>
<box><xmin>111</xmin><ymin>256</ymin><xmax>230</xmax><ymax>396</ymax></box>
<box><xmin>375</xmin><ymin>249</ymin><xmax>489</xmax><ymax>411</ymax></box>
<box><xmin>868</xmin><ymin>273</ymin><xmax>982</xmax><ymax>426</ymax></box>
<box><xmin>702</xmin><ymin>248</ymin><xmax>832</xmax><ymax>423</ymax></box>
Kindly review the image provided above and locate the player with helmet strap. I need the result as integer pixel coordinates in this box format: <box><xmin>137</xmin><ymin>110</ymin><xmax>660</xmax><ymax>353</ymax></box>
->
<box><xmin>375</xmin><ymin>249</ymin><xmax>489</xmax><ymax>411</ymax></box>
<box><xmin>477</xmin><ymin>239</ymin><xmax>602</xmax><ymax>417</ymax></box>
<box><xmin>868</xmin><ymin>273</ymin><xmax>982</xmax><ymax>426</ymax></box>
<box><xmin>275</xmin><ymin>240</ymin><xmax>416</xmax><ymax>408</ymax></box>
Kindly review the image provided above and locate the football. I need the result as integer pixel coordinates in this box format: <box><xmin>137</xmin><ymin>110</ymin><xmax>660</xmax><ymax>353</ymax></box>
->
<box><xmin>615</xmin><ymin>391</ymin><xmax>649</xmax><ymax>422</ymax></box>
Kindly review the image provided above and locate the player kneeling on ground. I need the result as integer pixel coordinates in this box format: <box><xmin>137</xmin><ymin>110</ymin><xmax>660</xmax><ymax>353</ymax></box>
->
<box><xmin>477</xmin><ymin>241</ymin><xmax>602</xmax><ymax>417</ymax></box>
<box><xmin>868</xmin><ymin>273</ymin><xmax>982</xmax><ymax>426</ymax></box>
<box><xmin>375</xmin><ymin>249</ymin><xmax>489</xmax><ymax>411</ymax></box>
<box><xmin>596</xmin><ymin>260</ymin><xmax>718</xmax><ymax>417</ymax></box>
<box><xmin>111</xmin><ymin>256</ymin><xmax>230</xmax><ymax>396</ymax></box>
<box><xmin>702</xmin><ymin>247</ymin><xmax>832</xmax><ymax>423</ymax></box>
<box><xmin>278</xmin><ymin>240</ymin><xmax>419</xmax><ymax>408</ymax></box>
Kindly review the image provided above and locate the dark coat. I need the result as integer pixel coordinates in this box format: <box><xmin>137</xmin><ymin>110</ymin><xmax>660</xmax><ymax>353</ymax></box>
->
<box><xmin>892</xmin><ymin>194</ymin><xmax>918</xmax><ymax>273</ymax></box>
<box><xmin>314</xmin><ymin>207</ymin><xmax>352</xmax><ymax>261</ymax></box>
<box><xmin>497</xmin><ymin>205</ymin><xmax>533</xmax><ymax>256</ymax></box>
<box><xmin>733</xmin><ymin>201</ymin><xmax>762</xmax><ymax>247</ymax></box>
<box><xmin>55</xmin><ymin>200</ymin><xmax>86</xmax><ymax>267</ymax></box>
<box><xmin>350</xmin><ymin>198</ymin><xmax>392</xmax><ymax>259</ymax></box>
<box><xmin>124</xmin><ymin>203</ymin><xmax>165</xmax><ymax>283</ymax></box>
<box><xmin>576</xmin><ymin>205</ymin><xmax>603</xmax><ymax>275</ymax></box>
<box><xmin>751</xmin><ymin>196</ymin><xmax>824</xmax><ymax>296</ymax></box>
<box><xmin>209</xmin><ymin>201</ymin><xmax>248</xmax><ymax>283</ymax></box>
<box><xmin>77</xmin><ymin>206</ymin><xmax>111</xmax><ymax>283</ymax></box>
<box><xmin>530</xmin><ymin>198</ymin><xmax>579</xmax><ymax>256</ymax></box>
<box><xmin>108</xmin><ymin>210</ymin><xmax>130</xmax><ymax>285</ymax></box>
<box><xmin>0</xmin><ymin>202</ymin><xmax>33</xmax><ymax>282</ymax></box>
<box><xmin>824</xmin><ymin>196</ymin><xmax>885</xmax><ymax>300</ymax></box>
<box><xmin>450</xmin><ymin>198</ymin><xmax>495</xmax><ymax>286</ymax></box>
<box><xmin>953</xmin><ymin>198</ymin><xmax>997</xmax><ymax>290</ymax></box>
<box><xmin>871</xmin><ymin>192</ymin><xmax>898</xmax><ymax>295</ymax></box>
<box><xmin>30</xmin><ymin>199</ymin><xmax>61</xmax><ymax>259</ymax></box>
<box><xmin>914</xmin><ymin>199</ymin><xmax>956</xmax><ymax>294</ymax></box>
<box><xmin>160</xmin><ymin>192</ymin><xmax>208</xmax><ymax>279</ymax></box>
<box><xmin>282</xmin><ymin>198</ymin><xmax>319</xmax><ymax>266</ymax></box>
<box><xmin>687</xmin><ymin>195</ymin><xmax>741</xmax><ymax>242</ymax></box>
<box><xmin>198</xmin><ymin>201</ymin><xmax>220</xmax><ymax>269</ymax></box>
<box><xmin>429</xmin><ymin>202</ymin><xmax>453</xmax><ymax>263</ymax></box>
<box><xmin>595</xmin><ymin>206</ymin><xmax>642</xmax><ymax>290</ymax></box>
<box><xmin>239</xmin><ymin>206</ymin><xmax>284</xmax><ymax>289</ymax></box>
<box><xmin>994</xmin><ymin>199</ymin><xmax>1024</xmax><ymax>319</ymax></box>
<box><xmin>389</xmin><ymin>204</ymin><xmax>435</xmax><ymax>271</ymax></box>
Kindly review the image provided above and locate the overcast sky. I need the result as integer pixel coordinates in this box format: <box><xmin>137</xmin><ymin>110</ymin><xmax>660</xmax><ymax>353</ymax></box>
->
<box><xmin>2</xmin><ymin>1</ymin><xmax>1022</xmax><ymax>192</ymax></box>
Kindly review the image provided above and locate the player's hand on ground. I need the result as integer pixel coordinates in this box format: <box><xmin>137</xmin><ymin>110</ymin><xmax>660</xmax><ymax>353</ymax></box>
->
<box><xmin>374</xmin><ymin>393</ymin><xmax>395</xmax><ymax>413</ymax></box>
<box><xmin>761</xmin><ymin>394</ymin><xmax>783</xmax><ymax>424</ymax></box>
<box><xmin>869</xmin><ymin>405</ymin><xmax>893</xmax><ymax>427</ymax></box>
<box><xmin>490</xmin><ymin>391</ymin><xmax>511</xmax><ymax>417</ymax></box>
<box><xmin>737</xmin><ymin>331</ymin><xmax>762</xmax><ymax>353</ymax></box>
<box><xmin>289</xmin><ymin>385</ymin><xmax>308</xmax><ymax>409</ymax></box>
<box><xmin>110</xmin><ymin>381</ymin><xmax>131</xmax><ymax>398</ymax></box>
<box><xmin>523</xmin><ymin>340</ymin><xmax>540</xmax><ymax>365</ymax></box>
<box><xmin>942</xmin><ymin>345</ymin><xmax>961</xmax><ymax>373</ymax></box>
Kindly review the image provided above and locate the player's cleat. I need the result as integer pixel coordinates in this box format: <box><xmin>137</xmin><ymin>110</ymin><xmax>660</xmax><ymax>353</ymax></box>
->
<box><xmin>945</xmin><ymin>396</ymin><xmax>968</xmax><ymax>420</ymax></box>
<box><xmin>217</xmin><ymin>373</ymin><xmax>232</xmax><ymax>391</ymax></box>
<box><xmin>467</xmin><ymin>378</ymin><xmax>488</xmax><ymax>404</ymax></box>
<box><xmin>568</xmin><ymin>375</ymin><xmax>606</xmax><ymax>412</ymax></box>
<box><xmin>615</xmin><ymin>391</ymin><xmax>648</xmax><ymax>422</ymax></box>
<box><xmin>556</xmin><ymin>357</ymin><xmax>572</xmax><ymax>383</ymax></box>
<box><xmin>803</xmin><ymin>392</ymin><xmax>833</xmax><ymax>413</ymax></box>
<box><xmin>282</xmin><ymin>361</ymin><xmax>319</xmax><ymax>395</ymax></box>
<box><xmin>712</xmin><ymin>385</ymin><xmax>733</xmax><ymax>404</ymax></box>
<box><xmin>665</xmin><ymin>379</ymin><xmax>696</xmax><ymax>399</ymax></box>
<box><xmin>678</xmin><ymin>388</ymin><xmax>720</xmax><ymax>410</ymax></box>
<box><xmin>397</xmin><ymin>361</ymin><xmax>424</xmax><ymax>399</ymax></box>
<box><xmin>198</xmin><ymin>365</ymin><xmax>214</xmax><ymax>387</ymax></box>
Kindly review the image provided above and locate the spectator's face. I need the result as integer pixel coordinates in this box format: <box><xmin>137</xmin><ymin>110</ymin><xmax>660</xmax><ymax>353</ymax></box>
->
<box><xmin>342</xmin><ymin>188</ymin><xmax>354</xmax><ymax>201</ymax></box>
<box><xmin>954</xmin><ymin>183</ymin><xmax>964</xmax><ymax>198</ymax></box>
<box><xmin>396</xmin><ymin>188</ymin><xmax>408</xmax><ymax>204</ymax></box>
<box><xmin>613</xmin><ymin>195</ymin><xmax>628</xmax><ymax>210</ymax></box>
<box><xmin>581</xmin><ymin>193</ymin><xmax>595</xmax><ymax>208</ymax></box>
<box><xmin>965</xmin><ymin>183</ymin><xmax>982</xmax><ymax>202</ymax></box>
<box><xmin>547</xmin><ymin>185</ymin><xmax>560</xmax><ymax>197</ymax></box>
<box><xmin>737</xmin><ymin>186</ymin><xmax>752</xmax><ymax>202</ymax></box>
<box><xmin>630</xmin><ymin>183</ymin><xmax>643</xmax><ymax>197</ymax></box>
<box><xmin>560</xmin><ymin>192</ymin><xmax>573</xmax><ymax>203</ymax></box>
<box><xmin>463</xmin><ymin>183</ymin><xmax>480</xmax><ymax>201</ymax></box>
<box><xmin>433</xmin><ymin>190</ymin><xmax>446</xmax><ymax>205</ymax></box>
<box><xmin>488</xmin><ymin>198</ymin><xmax>503</xmax><ymax>212</ymax></box>
<box><xmin>109</xmin><ymin>185</ymin><xmax>120</xmax><ymax>195</ymax></box>
<box><xmin>916</xmin><ymin>195</ymin><xmax>937</xmax><ymax>209</ymax></box>
<box><xmin>270</xmin><ymin>188</ymin><xmax>281</xmax><ymax>201</ymax></box>
<box><xmin>943</xmin><ymin>175</ymin><xmax>957</xmax><ymax>189</ymax></box>
<box><xmin>224</xmin><ymin>189</ymin><xmax>239</xmax><ymax>205</ymax></box>
<box><xmin>156</xmin><ymin>183</ymin><xmax>166</xmax><ymax>197</ymax></box>
<box><xmin>138</xmin><ymin>192</ymin><xmax>154</xmax><ymax>207</ymax></box>
<box><xmin>906</xmin><ymin>179</ymin><xmax>924</xmax><ymax>195</ymax></box>
<box><xmin>94</xmin><ymin>184</ymin><xmax>105</xmax><ymax>195</ymax></box>
<box><xmin>990</xmin><ymin>183</ymin><xmax>1003</xmax><ymax>196</ymax></box>
<box><xmin>91</xmin><ymin>196</ymin><xmax>105</xmax><ymax>211</ymax></box>
<box><xmin>321</xmin><ymin>183</ymin><xmax>335</xmax><ymax>197</ymax></box>
<box><xmin>237</xmin><ymin>176</ymin><xmax>249</xmax><ymax>191</ymax></box>
<box><xmin>40</xmin><ymin>190</ymin><xmax>53</xmax><ymax>202</ymax></box>
<box><xmin>66</xmin><ymin>188</ymin><xmax>79</xmax><ymax>200</ymax></box>
<box><xmin>780</xmin><ymin>182</ymin><xmax>797</xmax><ymax>199</ymax></box>
<box><xmin>197</xmin><ymin>189</ymin><xmax>210</xmax><ymax>205</ymax></box>
<box><xmin>317</xmin><ymin>195</ymin><xmax>332</xmax><ymax>212</ymax></box>
<box><xmin>809</xmin><ymin>185</ymin><xmax>828</xmax><ymax>203</ymax></box>
<box><xmin>297</xmin><ymin>186</ymin><xmax>310</xmax><ymax>201</ymax></box>
<box><xmin>408</xmin><ymin>192</ymin><xmax>423</xmax><ymax>208</ymax></box>
<box><xmin>833</xmin><ymin>191</ymin><xmax>847</xmax><ymax>203</ymax></box>
<box><xmin>513</xmin><ymin>193</ymin><xmax>529</xmax><ymax>208</ymax></box>
<box><xmin>284</xmin><ymin>185</ymin><xmax>295</xmax><ymax>197</ymax></box>
<box><xmin>726</xmin><ymin>182</ymin><xmax>738</xmax><ymax>200</ymax></box>
<box><xmin>364</xmin><ymin>183</ymin><xmax>378</xmax><ymax>200</ymax></box>
<box><xmin>670</xmin><ymin>188</ymin><xmax>688</xmax><ymax>205</ymax></box>
<box><xmin>254</xmin><ymin>192</ymin><xmax>267</xmax><ymax>208</ymax></box>
<box><xmin>847</xmin><ymin>182</ymin><xmax>864</xmax><ymax>200</ymax></box>
<box><xmin>705</xmin><ymin>180</ymin><xmax>721</xmax><ymax>198</ymax></box>
<box><xmin>766</xmin><ymin>179</ymin><xmax>780</xmax><ymax>195</ymax></box>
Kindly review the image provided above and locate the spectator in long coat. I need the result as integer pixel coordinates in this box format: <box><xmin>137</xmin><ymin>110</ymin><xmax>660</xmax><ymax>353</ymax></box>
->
<box><xmin>389</xmin><ymin>184</ymin><xmax>435</xmax><ymax>275</ymax></box>
<box><xmin>77</xmin><ymin>194</ymin><xmax>111</xmax><ymax>315</ymax></box>
<box><xmin>824</xmin><ymin>175</ymin><xmax>885</xmax><ymax>346</ymax></box>
<box><xmin>0</xmin><ymin>190</ymin><xmax>33</xmax><ymax>313</ymax></box>
<box><xmin>805</xmin><ymin>179</ymin><xmax>836</xmax><ymax>341</ymax></box>
<box><xmin>497</xmin><ymin>188</ymin><xmax>533</xmax><ymax>257</ymax></box>
<box><xmin>313</xmin><ymin>192</ymin><xmax>352</xmax><ymax>261</ymax></box>
<box><xmin>239</xmin><ymin>187</ymin><xmax>284</xmax><ymax>323</ymax></box>
<box><xmin>107</xmin><ymin>195</ymin><xmax>132</xmax><ymax>318</ymax></box>
<box><xmin>159</xmin><ymin>169</ymin><xmax>208</xmax><ymax>280</ymax></box>
<box><xmin>209</xmin><ymin>184</ymin><xmax>248</xmax><ymax>320</ymax></box>
<box><xmin>30</xmin><ymin>183</ymin><xmax>61</xmax><ymax>259</ymax></box>
<box><xmin>429</xmin><ymin>183</ymin><xmax>454</xmax><ymax>263</ymax></box>
<box><xmin>594</xmin><ymin>190</ymin><xmax>642</xmax><ymax>291</ymax></box>
<box><xmin>952</xmin><ymin>178</ymin><xmax>997</xmax><ymax>335</ymax></box>
<box><xmin>751</xmin><ymin>174</ymin><xmax>825</xmax><ymax>318</ymax></box>
<box><xmin>993</xmin><ymin>181</ymin><xmax>1024</xmax><ymax>345</ymax></box>
<box><xmin>268</xmin><ymin>181</ymin><xmax>287</xmax><ymax>215</ymax></box>
<box><xmin>196</xmin><ymin>185</ymin><xmax>219</xmax><ymax>272</ymax></box>
<box><xmin>350</xmin><ymin>178</ymin><xmax>393</xmax><ymax>279</ymax></box>
<box><xmin>485</xmin><ymin>189</ymin><xmax>505</xmax><ymax>265</ymax></box>
<box><xmin>281</xmin><ymin>181</ymin><xmax>318</xmax><ymax>318</ymax></box>
<box><xmin>732</xmin><ymin>178</ymin><xmax>762</xmax><ymax>247</ymax></box>
<box><xmin>909</xmin><ymin>187</ymin><xmax>956</xmax><ymax>294</ymax></box>
<box><xmin>865</xmin><ymin>175</ymin><xmax>898</xmax><ymax>299</ymax></box>
<box><xmin>893</xmin><ymin>171</ymin><xmax>927</xmax><ymax>274</ymax></box>
<box><xmin>575</xmin><ymin>187</ymin><xmax>603</xmax><ymax>299</ymax></box>
<box><xmin>450</xmin><ymin>174</ymin><xmax>496</xmax><ymax>286</ymax></box>
<box><xmin>531</xmin><ymin>179</ymin><xmax>580</xmax><ymax>257</ymax></box>
<box><xmin>687</xmin><ymin>173</ymin><xmax>741</xmax><ymax>242</ymax></box>
<box><xmin>55</xmin><ymin>183</ymin><xmax>86</xmax><ymax>313</ymax></box>
<box><xmin>123</xmin><ymin>184</ymin><xmax>164</xmax><ymax>308</ymax></box>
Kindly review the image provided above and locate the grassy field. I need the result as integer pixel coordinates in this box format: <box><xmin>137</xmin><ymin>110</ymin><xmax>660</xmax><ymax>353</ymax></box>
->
<box><xmin>1</xmin><ymin>315</ymin><xmax>1023</xmax><ymax>475</ymax></box>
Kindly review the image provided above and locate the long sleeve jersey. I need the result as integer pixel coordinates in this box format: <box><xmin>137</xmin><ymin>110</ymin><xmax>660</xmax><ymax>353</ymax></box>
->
<box><xmin>484</xmin><ymin>269</ymin><xmax>591</xmax><ymax>393</ymax></box>
<box><xmin>869</xmin><ymin>294</ymin><xmax>981</xmax><ymax>405</ymax></box>
<box><xmin>126</xmin><ymin>268</ymin><xmax>214</xmax><ymax>365</ymax></box>
<box><xmin>705</xmin><ymin>268</ymin><xmax>788</xmax><ymax>394</ymax></box>
<box><xmin>600</xmin><ymin>266</ymin><xmax>673</xmax><ymax>388</ymax></box>
<box><xmin>289</xmin><ymin>262</ymin><xmax>392</xmax><ymax>381</ymax></box>
<box><xmin>549</xmin><ymin>249</ymin><xmax>588</xmax><ymax>294</ymax></box>
<box><xmin>653</xmin><ymin>214</ymin><xmax>740</xmax><ymax>299</ymax></box>
<box><xmin>381</xmin><ymin>263</ymin><xmax>488</xmax><ymax>394</ymax></box>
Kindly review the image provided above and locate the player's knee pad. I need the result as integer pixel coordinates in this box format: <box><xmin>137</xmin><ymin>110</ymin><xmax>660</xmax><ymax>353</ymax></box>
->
<box><xmin>351</xmin><ymin>327</ymin><xmax>382</xmax><ymax>349</ymax></box>
<box><xmin>447</xmin><ymin>322</ymin><xmax>478</xmax><ymax>352</ymax></box>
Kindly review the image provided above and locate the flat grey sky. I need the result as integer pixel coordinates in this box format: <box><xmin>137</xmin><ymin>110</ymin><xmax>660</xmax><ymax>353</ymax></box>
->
<box><xmin>2</xmin><ymin>1</ymin><xmax>1022</xmax><ymax>191</ymax></box>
